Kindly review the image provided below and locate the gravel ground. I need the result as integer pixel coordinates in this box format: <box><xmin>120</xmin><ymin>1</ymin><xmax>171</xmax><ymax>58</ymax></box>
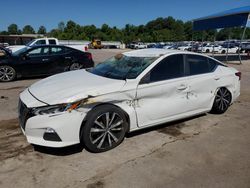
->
<box><xmin>0</xmin><ymin>49</ymin><xmax>250</xmax><ymax>188</ymax></box>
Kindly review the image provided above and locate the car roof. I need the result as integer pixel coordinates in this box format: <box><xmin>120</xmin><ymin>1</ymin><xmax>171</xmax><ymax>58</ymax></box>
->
<box><xmin>31</xmin><ymin>44</ymin><xmax>67</xmax><ymax>48</ymax></box>
<box><xmin>123</xmin><ymin>49</ymin><xmax>181</xmax><ymax>57</ymax></box>
<box><xmin>122</xmin><ymin>48</ymin><xmax>207</xmax><ymax>57</ymax></box>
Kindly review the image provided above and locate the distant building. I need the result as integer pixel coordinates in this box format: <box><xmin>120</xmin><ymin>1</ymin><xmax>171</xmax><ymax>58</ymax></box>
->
<box><xmin>0</xmin><ymin>34</ymin><xmax>44</xmax><ymax>45</ymax></box>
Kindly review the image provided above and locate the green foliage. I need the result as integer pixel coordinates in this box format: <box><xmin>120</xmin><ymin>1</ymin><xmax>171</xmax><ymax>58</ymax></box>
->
<box><xmin>37</xmin><ymin>26</ymin><xmax>46</xmax><ymax>34</ymax></box>
<box><xmin>8</xmin><ymin>24</ymin><xmax>18</xmax><ymax>34</ymax></box>
<box><xmin>2</xmin><ymin>18</ymin><xmax>250</xmax><ymax>43</ymax></box>
<box><xmin>22</xmin><ymin>25</ymin><xmax>35</xmax><ymax>34</ymax></box>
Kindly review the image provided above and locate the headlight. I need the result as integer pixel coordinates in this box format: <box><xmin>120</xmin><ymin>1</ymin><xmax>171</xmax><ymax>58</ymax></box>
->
<box><xmin>32</xmin><ymin>101</ymin><xmax>82</xmax><ymax>115</ymax></box>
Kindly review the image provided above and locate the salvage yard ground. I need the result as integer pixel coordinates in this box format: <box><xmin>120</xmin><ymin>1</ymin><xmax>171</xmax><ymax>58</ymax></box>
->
<box><xmin>0</xmin><ymin>49</ymin><xmax>250</xmax><ymax>188</ymax></box>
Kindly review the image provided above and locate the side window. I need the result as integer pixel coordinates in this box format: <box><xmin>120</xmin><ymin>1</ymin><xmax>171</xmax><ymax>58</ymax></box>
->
<box><xmin>27</xmin><ymin>47</ymin><xmax>49</xmax><ymax>57</ymax></box>
<box><xmin>64</xmin><ymin>47</ymin><xmax>73</xmax><ymax>53</ymax></box>
<box><xmin>187</xmin><ymin>55</ymin><xmax>211</xmax><ymax>75</ymax></box>
<box><xmin>51</xmin><ymin>47</ymin><xmax>64</xmax><ymax>55</ymax></box>
<box><xmin>208</xmin><ymin>58</ymin><xmax>218</xmax><ymax>70</ymax></box>
<box><xmin>149</xmin><ymin>54</ymin><xmax>184</xmax><ymax>82</ymax></box>
<box><xmin>49</xmin><ymin>40</ymin><xmax>56</xmax><ymax>44</ymax></box>
<box><xmin>34</xmin><ymin>40</ymin><xmax>46</xmax><ymax>45</ymax></box>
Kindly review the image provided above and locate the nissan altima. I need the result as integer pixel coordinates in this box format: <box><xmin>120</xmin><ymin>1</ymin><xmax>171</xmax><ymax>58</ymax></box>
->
<box><xmin>18</xmin><ymin>49</ymin><xmax>241</xmax><ymax>152</ymax></box>
<box><xmin>0</xmin><ymin>45</ymin><xmax>94</xmax><ymax>82</ymax></box>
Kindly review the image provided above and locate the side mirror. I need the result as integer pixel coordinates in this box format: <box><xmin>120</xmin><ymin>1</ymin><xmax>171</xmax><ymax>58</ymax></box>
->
<box><xmin>139</xmin><ymin>73</ymin><xmax>150</xmax><ymax>85</ymax></box>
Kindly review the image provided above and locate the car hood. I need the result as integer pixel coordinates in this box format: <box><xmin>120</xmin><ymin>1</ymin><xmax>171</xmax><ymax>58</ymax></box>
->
<box><xmin>28</xmin><ymin>69</ymin><xmax>126</xmax><ymax>105</ymax></box>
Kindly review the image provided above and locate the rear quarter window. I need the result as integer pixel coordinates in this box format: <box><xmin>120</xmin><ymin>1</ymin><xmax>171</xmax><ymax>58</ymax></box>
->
<box><xmin>186</xmin><ymin>55</ymin><xmax>217</xmax><ymax>76</ymax></box>
<box><xmin>49</xmin><ymin>40</ymin><xmax>56</xmax><ymax>44</ymax></box>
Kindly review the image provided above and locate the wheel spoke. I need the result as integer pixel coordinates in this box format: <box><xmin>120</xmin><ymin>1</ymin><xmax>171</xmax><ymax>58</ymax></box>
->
<box><xmin>92</xmin><ymin>132</ymin><xmax>105</xmax><ymax>144</ymax></box>
<box><xmin>110</xmin><ymin>120</ymin><xmax>123</xmax><ymax>129</ymax></box>
<box><xmin>97</xmin><ymin>133</ymin><xmax>107</xmax><ymax>148</ymax></box>
<box><xmin>108</xmin><ymin>131</ymin><xmax>118</xmax><ymax>143</ymax></box>
<box><xmin>94</xmin><ymin>120</ymin><xmax>105</xmax><ymax>129</ymax></box>
<box><xmin>110</xmin><ymin>127</ymin><xmax>122</xmax><ymax>131</ymax></box>
<box><xmin>222</xmin><ymin>98</ymin><xmax>229</xmax><ymax>104</ymax></box>
<box><xmin>90</xmin><ymin>128</ymin><xmax>105</xmax><ymax>133</ymax></box>
<box><xmin>108</xmin><ymin>134</ymin><xmax>112</xmax><ymax>147</ymax></box>
<box><xmin>105</xmin><ymin>112</ymin><xmax>110</xmax><ymax>127</ymax></box>
<box><xmin>108</xmin><ymin>113</ymin><xmax>116</xmax><ymax>127</ymax></box>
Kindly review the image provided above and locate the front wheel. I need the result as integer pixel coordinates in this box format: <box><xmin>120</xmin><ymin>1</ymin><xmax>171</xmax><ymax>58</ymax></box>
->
<box><xmin>211</xmin><ymin>88</ymin><xmax>232</xmax><ymax>114</ymax></box>
<box><xmin>81</xmin><ymin>105</ymin><xmax>128</xmax><ymax>153</ymax></box>
<box><xmin>0</xmin><ymin>65</ymin><xmax>16</xmax><ymax>82</ymax></box>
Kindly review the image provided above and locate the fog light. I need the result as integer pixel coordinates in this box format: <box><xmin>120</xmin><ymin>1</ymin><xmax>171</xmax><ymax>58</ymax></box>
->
<box><xmin>43</xmin><ymin>128</ymin><xmax>62</xmax><ymax>142</ymax></box>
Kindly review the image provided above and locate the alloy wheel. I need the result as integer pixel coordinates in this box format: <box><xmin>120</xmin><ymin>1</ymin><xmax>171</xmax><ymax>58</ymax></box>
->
<box><xmin>214</xmin><ymin>88</ymin><xmax>231</xmax><ymax>112</ymax></box>
<box><xmin>89</xmin><ymin>112</ymin><xmax>124</xmax><ymax>149</ymax></box>
<box><xmin>70</xmin><ymin>63</ymin><xmax>82</xmax><ymax>70</ymax></box>
<box><xmin>0</xmin><ymin>66</ymin><xmax>15</xmax><ymax>82</ymax></box>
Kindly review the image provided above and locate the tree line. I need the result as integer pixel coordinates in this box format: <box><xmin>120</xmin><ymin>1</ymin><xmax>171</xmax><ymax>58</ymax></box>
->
<box><xmin>1</xmin><ymin>16</ymin><xmax>250</xmax><ymax>43</ymax></box>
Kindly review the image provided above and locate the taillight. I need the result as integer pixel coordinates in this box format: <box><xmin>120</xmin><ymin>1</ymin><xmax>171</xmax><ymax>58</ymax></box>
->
<box><xmin>84</xmin><ymin>46</ymin><xmax>88</xmax><ymax>51</ymax></box>
<box><xmin>87</xmin><ymin>53</ymin><xmax>92</xmax><ymax>60</ymax></box>
<box><xmin>235</xmin><ymin>72</ymin><xmax>241</xmax><ymax>80</ymax></box>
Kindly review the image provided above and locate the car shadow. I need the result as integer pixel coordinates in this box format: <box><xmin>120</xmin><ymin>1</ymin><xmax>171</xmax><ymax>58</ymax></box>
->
<box><xmin>33</xmin><ymin>143</ymin><xmax>84</xmax><ymax>156</ymax></box>
<box><xmin>33</xmin><ymin>113</ymin><xmax>206</xmax><ymax>156</ymax></box>
<box><xmin>126</xmin><ymin>113</ymin><xmax>206</xmax><ymax>138</ymax></box>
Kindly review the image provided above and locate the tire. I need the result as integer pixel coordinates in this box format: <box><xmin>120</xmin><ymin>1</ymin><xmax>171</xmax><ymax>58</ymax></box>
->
<box><xmin>0</xmin><ymin>65</ymin><xmax>16</xmax><ymax>82</ymax></box>
<box><xmin>206</xmin><ymin>49</ymin><xmax>210</xmax><ymax>53</ymax></box>
<box><xmin>221</xmin><ymin>50</ymin><xmax>226</xmax><ymax>54</ymax></box>
<box><xmin>211</xmin><ymin>88</ymin><xmax>232</xmax><ymax>114</ymax></box>
<box><xmin>81</xmin><ymin>105</ymin><xmax>128</xmax><ymax>153</ymax></box>
<box><xmin>69</xmin><ymin>62</ymin><xmax>82</xmax><ymax>71</ymax></box>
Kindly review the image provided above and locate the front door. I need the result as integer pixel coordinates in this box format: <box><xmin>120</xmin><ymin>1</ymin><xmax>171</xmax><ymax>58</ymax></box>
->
<box><xmin>135</xmin><ymin>54</ymin><xmax>189</xmax><ymax>128</ymax></box>
<box><xmin>20</xmin><ymin>47</ymin><xmax>50</xmax><ymax>76</ymax></box>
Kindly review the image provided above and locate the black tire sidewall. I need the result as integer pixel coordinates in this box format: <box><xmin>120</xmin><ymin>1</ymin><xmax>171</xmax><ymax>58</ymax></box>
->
<box><xmin>81</xmin><ymin>105</ymin><xmax>128</xmax><ymax>153</ymax></box>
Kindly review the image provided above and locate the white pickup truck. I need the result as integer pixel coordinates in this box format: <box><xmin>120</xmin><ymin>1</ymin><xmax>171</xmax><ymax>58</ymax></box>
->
<box><xmin>8</xmin><ymin>38</ymin><xmax>88</xmax><ymax>52</ymax></box>
<box><xmin>129</xmin><ymin>42</ymin><xmax>147</xmax><ymax>49</ymax></box>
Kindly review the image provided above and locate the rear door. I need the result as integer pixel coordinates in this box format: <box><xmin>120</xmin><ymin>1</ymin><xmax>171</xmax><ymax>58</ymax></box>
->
<box><xmin>48</xmin><ymin>46</ymin><xmax>69</xmax><ymax>74</ymax></box>
<box><xmin>135</xmin><ymin>54</ymin><xmax>189</xmax><ymax>128</ymax></box>
<box><xmin>184</xmin><ymin>54</ymin><xmax>219</xmax><ymax>111</ymax></box>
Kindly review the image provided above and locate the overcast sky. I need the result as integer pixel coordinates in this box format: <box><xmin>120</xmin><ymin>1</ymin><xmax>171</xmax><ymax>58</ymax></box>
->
<box><xmin>1</xmin><ymin>0</ymin><xmax>250</xmax><ymax>32</ymax></box>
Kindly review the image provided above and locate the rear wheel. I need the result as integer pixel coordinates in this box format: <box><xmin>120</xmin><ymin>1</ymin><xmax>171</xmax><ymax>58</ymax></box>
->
<box><xmin>69</xmin><ymin>62</ymin><xmax>82</xmax><ymax>71</ymax></box>
<box><xmin>211</xmin><ymin>88</ymin><xmax>232</xmax><ymax>114</ymax></box>
<box><xmin>206</xmin><ymin>49</ymin><xmax>210</xmax><ymax>53</ymax></box>
<box><xmin>221</xmin><ymin>50</ymin><xmax>226</xmax><ymax>54</ymax></box>
<box><xmin>0</xmin><ymin>65</ymin><xmax>16</xmax><ymax>82</ymax></box>
<box><xmin>81</xmin><ymin>105</ymin><xmax>128</xmax><ymax>153</ymax></box>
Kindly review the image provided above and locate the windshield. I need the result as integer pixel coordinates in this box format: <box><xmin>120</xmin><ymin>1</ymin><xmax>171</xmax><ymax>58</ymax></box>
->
<box><xmin>89</xmin><ymin>54</ymin><xmax>157</xmax><ymax>80</ymax></box>
<box><xmin>12</xmin><ymin>47</ymin><xmax>29</xmax><ymax>56</ymax></box>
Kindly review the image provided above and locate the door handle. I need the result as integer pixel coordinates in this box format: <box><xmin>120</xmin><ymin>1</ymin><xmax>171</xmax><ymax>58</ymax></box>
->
<box><xmin>65</xmin><ymin>57</ymin><xmax>72</xmax><ymax>59</ymax></box>
<box><xmin>214</xmin><ymin>77</ymin><xmax>220</xmax><ymax>80</ymax></box>
<box><xmin>42</xmin><ymin>58</ymin><xmax>49</xmax><ymax>62</ymax></box>
<box><xmin>177</xmin><ymin>84</ymin><xmax>187</xmax><ymax>90</ymax></box>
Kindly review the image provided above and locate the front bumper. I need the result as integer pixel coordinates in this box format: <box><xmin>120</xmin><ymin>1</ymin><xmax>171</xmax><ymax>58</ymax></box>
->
<box><xmin>19</xmin><ymin>92</ymin><xmax>88</xmax><ymax>148</ymax></box>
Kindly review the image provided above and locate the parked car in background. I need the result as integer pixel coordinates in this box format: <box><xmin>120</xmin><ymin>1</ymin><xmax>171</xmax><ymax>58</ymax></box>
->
<box><xmin>18</xmin><ymin>49</ymin><xmax>240</xmax><ymax>152</ymax></box>
<box><xmin>220</xmin><ymin>46</ymin><xmax>240</xmax><ymax>54</ymax></box>
<box><xmin>129</xmin><ymin>42</ymin><xmax>147</xmax><ymax>49</ymax></box>
<box><xmin>177</xmin><ymin>44</ymin><xmax>192</xmax><ymax>51</ymax></box>
<box><xmin>241</xmin><ymin>41</ymin><xmax>250</xmax><ymax>53</ymax></box>
<box><xmin>199</xmin><ymin>45</ymin><xmax>222</xmax><ymax>53</ymax></box>
<box><xmin>7</xmin><ymin>38</ymin><xmax>88</xmax><ymax>53</ymax></box>
<box><xmin>0</xmin><ymin>45</ymin><xmax>94</xmax><ymax>82</ymax></box>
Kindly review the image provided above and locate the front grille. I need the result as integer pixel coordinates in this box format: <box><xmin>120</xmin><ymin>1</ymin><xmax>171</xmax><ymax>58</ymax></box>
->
<box><xmin>18</xmin><ymin>99</ymin><xmax>31</xmax><ymax>130</ymax></box>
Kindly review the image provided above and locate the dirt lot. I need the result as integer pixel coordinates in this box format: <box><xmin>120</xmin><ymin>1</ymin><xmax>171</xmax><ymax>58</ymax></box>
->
<box><xmin>0</xmin><ymin>49</ymin><xmax>250</xmax><ymax>188</ymax></box>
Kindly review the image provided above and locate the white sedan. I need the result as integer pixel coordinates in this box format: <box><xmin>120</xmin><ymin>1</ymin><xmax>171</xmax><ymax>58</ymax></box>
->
<box><xmin>19</xmin><ymin>49</ymin><xmax>241</xmax><ymax>152</ymax></box>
